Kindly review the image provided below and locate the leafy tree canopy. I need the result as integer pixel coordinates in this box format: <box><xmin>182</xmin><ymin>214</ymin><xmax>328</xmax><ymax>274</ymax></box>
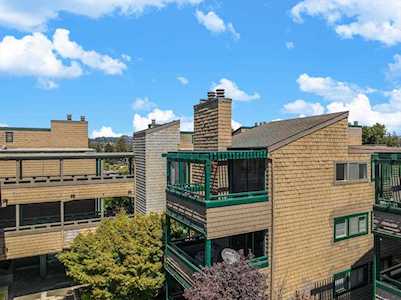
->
<box><xmin>362</xmin><ymin>123</ymin><xmax>400</xmax><ymax>147</ymax></box>
<box><xmin>58</xmin><ymin>213</ymin><xmax>164</xmax><ymax>300</ymax></box>
<box><xmin>183</xmin><ymin>256</ymin><xmax>268</xmax><ymax>300</ymax></box>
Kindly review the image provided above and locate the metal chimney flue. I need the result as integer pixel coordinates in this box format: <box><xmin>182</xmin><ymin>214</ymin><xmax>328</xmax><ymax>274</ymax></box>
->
<box><xmin>216</xmin><ymin>89</ymin><xmax>225</xmax><ymax>98</ymax></box>
<box><xmin>67</xmin><ymin>114</ymin><xmax>72</xmax><ymax>121</ymax></box>
<box><xmin>207</xmin><ymin>91</ymin><xmax>216</xmax><ymax>100</ymax></box>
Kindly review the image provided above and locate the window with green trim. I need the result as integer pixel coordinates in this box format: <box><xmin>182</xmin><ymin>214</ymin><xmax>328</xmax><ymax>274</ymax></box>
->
<box><xmin>333</xmin><ymin>264</ymin><xmax>369</xmax><ymax>296</ymax></box>
<box><xmin>334</xmin><ymin>213</ymin><xmax>368</xmax><ymax>242</ymax></box>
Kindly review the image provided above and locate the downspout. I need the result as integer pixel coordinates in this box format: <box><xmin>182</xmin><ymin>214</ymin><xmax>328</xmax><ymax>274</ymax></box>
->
<box><xmin>269</xmin><ymin>155</ymin><xmax>275</xmax><ymax>300</ymax></box>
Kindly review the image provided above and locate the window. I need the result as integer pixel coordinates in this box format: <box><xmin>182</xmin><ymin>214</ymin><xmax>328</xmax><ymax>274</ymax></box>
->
<box><xmin>333</xmin><ymin>265</ymin><xmax>369</xmax><ymax>296</ymax></box>
<box><xmin>5</xmin><ymin>131</ymin><xmax>13</xmax><ymax>143</ymax></box>
<box><xmin>335</xmin><ymin>162</ymin><xmax>368</xmax><ymax>183</ymax></box>
<box><xmin>334</xmin><ymin>213</ymin><xmax>369</xmax><ymax>242</ymax></box>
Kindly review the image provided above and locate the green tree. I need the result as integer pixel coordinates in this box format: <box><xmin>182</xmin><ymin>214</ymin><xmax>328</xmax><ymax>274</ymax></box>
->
<box><xmin>362</xmin><ymin>123</ymin><xmax>401</xmax><ymax>146</ymax></box>
<box><xmin>115</xmin><ymin>137</ymin><xmax>129</xmax><ymax>152</ymax></box>
<box><xmin>362</xmin><ymin>123</ymin><xmax>387</xmax><ymax>145</ymax></box>
<box><xmin>104</xmin><ymin>142</ymin><xmax>115</xmax><ymax>152</ymax></box>
<box><xmin>58</xmin><ymin>213</ymin><xmax>164</xmax><ymax>300</ymax></box>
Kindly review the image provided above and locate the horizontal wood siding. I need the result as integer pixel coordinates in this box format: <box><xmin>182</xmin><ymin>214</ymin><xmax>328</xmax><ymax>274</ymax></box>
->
<box><xmin>2</xmin><ymin>181</ymin><xmax>134</xmax><ymax>205</ymax></box>
<box><xmin>146</xmin><ymin>123</ymin><xmax>180</xmax><ymax>213</ymax></box>
<box><xmin>206</xmin><ymin>202</ymin><xmax>270</xmax><ymax>239</ymax></box>
<box><xmin>0</xmin><ymin>224</ymin><xmax>97</xmax><ymax>260</ymax></box>
<box><xmin>133</xmin><ymin>133</ymin><xmax>146</xmax><ymax>214</ymax></box>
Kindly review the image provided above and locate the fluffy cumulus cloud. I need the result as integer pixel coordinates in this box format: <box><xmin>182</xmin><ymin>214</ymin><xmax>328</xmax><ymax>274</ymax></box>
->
<box><xmin>91</xmin><ymin>126</ymin><xmax>125</xmax><ymax>138</ymax></box>
<box><xmin>283</xmin><ymin>99</ymin><xmax>324</xmax><ymax>116</ymax></box>
<box><xmin>0</xmin><ymin>0</ymin><xmax>203</xmax><ymax>32</ymax></box>
<box><xmin>212</xmin><ymin>78</ymin><xmax>260</xmax><ymax>101</ymax></box>
<box><xmin>291</xmin><ymin>0</ymin><xmax>401</xmax><ymax>46</ymax></box>
<box><xmin>195</xmin><ymin>10</ymin><xmax>240</xmax><ymax>40</ymax></box>
<box><xmin>132</xmin><ymin>97</ymin><xmax>242</xmax><ymax>132</ymax></box>
<box><xmin>284</xmin><ymin>73</ymin><xmax>401</xmax><ymax>132</ymax></box>
<box><xmin>132</xmin><ymin>97</ymin><xmax>157</xmax><ymax>111</ymax></box>
<box><xmin>0</xmin><ymin>28</ymin><xmax>126</xmax><ymax>88</ymax></box>
<box><xmin>176</xmin><ymin>76</ymin><xmax>189</xmax><ymax>85</ymax></box>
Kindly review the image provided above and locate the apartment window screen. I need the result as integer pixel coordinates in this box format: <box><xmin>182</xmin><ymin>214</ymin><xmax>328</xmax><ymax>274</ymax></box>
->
<box><xmin>335</xmin><ymin>162</ymin><xmax>368</xmax><ymax>182</ymax></box>
<box><xmin>5</xmin><ymin>131</ymin><xmax>13</xmax><ymax>143</ymax></box>
<box><xmin>333</xmin><ymin>265</ymin><xmax>369</xmax><ymax>296</ymax></box>
<box><xmin>334</xmin><ymin>213</ymin><xmax>369</xmax><ymax>242</ymax></box>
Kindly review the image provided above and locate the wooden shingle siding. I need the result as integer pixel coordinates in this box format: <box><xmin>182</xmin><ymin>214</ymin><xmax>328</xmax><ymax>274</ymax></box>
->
<box><xmin>270</xmin><ymin>118</ymin><xmax>373</xmax><ymax>299</ymax></box>
<box><xmin>2</xmin><ymin>181</ymin><xmax>134</xmax><ymax>205</ymax></box>
<box><xmin>193</xmin><ymin>98</ymin><xmax>232</xmax><ymax>151</ymax></box>
<box><xmin>0</xmin><ymin>120</ymin><xmax>88</xmax><ymax>149</ymax></box>
<box><xmin>206</xmin><ymin>202</ymin><xmax>270</xmax><ymax>239</ymax></box>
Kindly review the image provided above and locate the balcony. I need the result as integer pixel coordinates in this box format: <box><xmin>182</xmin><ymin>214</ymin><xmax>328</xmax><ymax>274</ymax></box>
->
<box><xmin>164</xmin><ymin>150</ymin><xmax>269</xmax><ymax>237</ymax></box>
<box><xmin>0</xmin><ymin>152</ymin><xmax>135</xmax><ymax>206</ymax></box>
<box><xmin>165</xmin><ymin>216</ymin><xmax>269</xmax><ymax>292</ymax></box>
<box><xmin>0</xmin><ymin>197</ymin><xmax>132</xmax><ymax>260</ymax></box>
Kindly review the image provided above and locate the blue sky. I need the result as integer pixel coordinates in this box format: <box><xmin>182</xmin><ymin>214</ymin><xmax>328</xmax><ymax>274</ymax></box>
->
<box><xmin>1</xmin><ymin>0</ymin><xmax>401</xmax><ymax>137</ymax></box>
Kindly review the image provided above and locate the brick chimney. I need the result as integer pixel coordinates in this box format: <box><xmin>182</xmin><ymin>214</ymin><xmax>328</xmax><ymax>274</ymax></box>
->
<box><xmin>193</xmin><ymin>89</ymin><xmax>232</xmax><ymax>151</ymax></box>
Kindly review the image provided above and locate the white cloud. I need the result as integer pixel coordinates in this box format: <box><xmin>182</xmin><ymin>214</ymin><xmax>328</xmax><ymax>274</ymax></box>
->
<box><xmin>0</xmin><ymin>32</ymin><xmax>82</xmax><ymax>79</ymax></box>
<box><xmin>283</xmin><ymin>99</ymin><xmax>324</xmax><ymax>116</ymax></box>
<box><xmin>291</xmin><ymin>0</ymin><xmax>401</xmax><ymax>46</ymax></box>
<box><xmin>212</xmin><ymin>78</ymin><xmax>260</xmax><ymax>102</ymax></box>
<box><xmin>285</xmin><ymin>73</ymin><xmax>401</xmax><ymax>132</ymax></box>
<box><xmin>177</xmin><ymin>76</ymin><xmax>189</xmax><ymax>85</ymax></box>
<box><xmin>133</xmin><ymin>108</ymin><xmax>181</xmax><ymax>132</ymax></box>
<box><xmin>53</xmin><ymin>29</ymin><xmax>126</xmax><ymax>75</ymax></box>
<box><xmin>0</xmin><ymin>0</ymin><xmax>203</xmax><ymax>32</ymax></box>
<box><xmin>91</xmin><ymin>126</ymin><xmax>124</xmax><ymax>138</ymax></box>
<box><xmin>121</xmin><ymin>54</ymin><xmax>131</xmax><ymax>62</ymax></box>
<box><xmin>132</xmin><ymin>97</ymin><xmax>157</xmax><ymax>111</ymax></box>
<box><xmin>37</xmin><ymin>78</ymin><xmax>58</xmax><ymax>90</ymax></box>
<box><xmin>231</xmin><ymin>120</ymin><xmax>242</xmax><ymax>131</ymax></box>
<box><xmin>0</xmin><ymin>28</ymin><xmax>126</xmax><ymax>88</ymax></box>
<box><xmin>387</xmin><ymin>54</ymin><xmax>401</xmax><ymax>81</ymax></box>
<box><xmin>297</xmin><ymin>73</ymin><xmax>363</xmax><ymax>103</ymax></box>
<box><xmin>195</xmin><ymin>10</ymin><xmax>240</xmax><ymax>40</ymax></box>
<box><xmin>0</xmin><ymin>123</ymin><xmax>8</xmax><ymax>127</ymax></box>
<box><xmin>286</xmin><ymin>41</ymin><xmax>295</xmax><ymax>49</ymax></box>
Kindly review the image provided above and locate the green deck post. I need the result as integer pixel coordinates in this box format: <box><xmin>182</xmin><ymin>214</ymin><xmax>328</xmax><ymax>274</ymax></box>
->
<box><xmin>205</xmin><ymin>239</ymin><xmax>212</xmax><ymax>267</ymax></box>
<box><xmin>373</xmin><ymin>235</ymin><xmax>381</xmax><ymax>300</ymax></box>
<box><xmin>165</xmin><ymin>215</ymin><xmax>171</xmax><ymax>243</ymax></box>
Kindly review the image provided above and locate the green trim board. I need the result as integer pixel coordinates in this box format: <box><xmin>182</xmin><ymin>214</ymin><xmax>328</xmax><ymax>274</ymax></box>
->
<box><xmin>0</xmin><ymin>127</ymin><xmax>51</xmax><ymax>132</ymax></box>
<box><xmin>334</xmin><ymin>212</ymin><xmax>369</xmax><ymax>242</ymax></box>
<box><xmin>163</xmin><ymin>150</ymin><xmax>268</xmax><ymax>161</ymax></box>
<box><xmin>165</xmin><ymin>264</ymin><xmax>192</xmax><ymax>290</ymax></box>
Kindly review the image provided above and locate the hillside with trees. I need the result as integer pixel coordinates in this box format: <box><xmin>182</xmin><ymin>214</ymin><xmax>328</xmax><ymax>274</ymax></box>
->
<box><xmin>89</xmin><ymin>135</ymin><xmax>133</xmax><ymax>152</ymax></box>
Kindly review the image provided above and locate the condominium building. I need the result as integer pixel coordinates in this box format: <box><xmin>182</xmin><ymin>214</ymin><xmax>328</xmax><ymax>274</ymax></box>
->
<box><xmin>0</xmin><ymin>116</ymin><xmax>134</xmax><ymax>297</ymax></box>
<box><xmin>164</xmin><ymin>90</ymin><xmax>375</xmax><ymax>300</ymax></box>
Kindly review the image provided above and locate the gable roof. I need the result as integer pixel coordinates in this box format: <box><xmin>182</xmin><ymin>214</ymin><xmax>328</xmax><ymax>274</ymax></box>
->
<box><xmin>231</xmin><ymin>111</ymin><xmax>349</xmax><ymax>151</ymax></box>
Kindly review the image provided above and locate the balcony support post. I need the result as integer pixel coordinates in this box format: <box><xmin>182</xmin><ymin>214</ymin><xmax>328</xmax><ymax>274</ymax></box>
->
<box><xmin>15</xmin><ymin>204</ymin><xmax>20</xmax><ymax>230</ymax></box>
<box><xmin>39</xmin><ymin>254</ymin><xmax>47</xmax><ymax>278</ymax></box>
<box><xmin>373</xmin><ymin>235</ymin><xmax>381</xmax><ymax>299</ymax></box>
<box><xmin>60</xmin><ymin>201</ymin><xmax>64</xmax><ymax>226</ymax></box>
<box><xmin>100</xmin><ymin>198</ymin><xmax>105</xmax><ymax>218</ymax></box>
<box><xmin>205</xmin><ymin>239</ymin><xmax>212</xmax><ymax>267</ymax></box>
<box><xmin>59</xmin><ymin>159</ymin><xmax>64</xmax><ymax>178</ymax></box>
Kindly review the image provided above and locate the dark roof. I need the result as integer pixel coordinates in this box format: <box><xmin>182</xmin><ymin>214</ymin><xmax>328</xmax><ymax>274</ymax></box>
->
<box><xmin>231</xmin><ymin>111</ymin><xmax>349</xmax><ymax>151</ymax></box>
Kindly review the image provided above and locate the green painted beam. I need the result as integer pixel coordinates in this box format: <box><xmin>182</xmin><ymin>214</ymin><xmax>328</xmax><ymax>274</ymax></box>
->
<box><xmin>163</xmin><ymin>150</ymin><xmax>268</xmax><ymax>161</ymax></box>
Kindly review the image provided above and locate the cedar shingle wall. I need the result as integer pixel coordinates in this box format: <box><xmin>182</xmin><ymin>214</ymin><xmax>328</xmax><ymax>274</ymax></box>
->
<box><xmin>0</xmin><ymin>130</ymin><xmax>51</xmax><ymax>148</ymax></box>
<box><xmin>270</xmin><ymin>118</ymin><xmax>373</xmax><ymax>299</ymax></box>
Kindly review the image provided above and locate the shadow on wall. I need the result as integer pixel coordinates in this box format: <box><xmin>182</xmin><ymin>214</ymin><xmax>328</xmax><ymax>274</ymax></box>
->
<box><xmin>306</xmin><ymin>249</ymin><xmax>373</xmax><ymax>300</ymax></box>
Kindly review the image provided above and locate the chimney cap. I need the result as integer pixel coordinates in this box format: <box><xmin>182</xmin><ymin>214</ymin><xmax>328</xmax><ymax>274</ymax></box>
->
<box><xmin>215</xmin><ymin>89</ymin><xmax>225</xmax><ymax>98</ymax></box>
<box><xmin>67</xmin><ymin>114</ymin><xmax>72</xmax><ymax>121</ymax></box>
<box><xmin>80</xmin><ymin>115</ymin><xmax>86</xmax><ymax>122</ymax></box>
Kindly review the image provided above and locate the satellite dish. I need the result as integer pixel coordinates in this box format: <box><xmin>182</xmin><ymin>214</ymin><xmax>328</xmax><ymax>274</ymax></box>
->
<box><xmin>221</xmin><ymin>248</ymin><xmax>240</xmax><ymax>265</ymax></box>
